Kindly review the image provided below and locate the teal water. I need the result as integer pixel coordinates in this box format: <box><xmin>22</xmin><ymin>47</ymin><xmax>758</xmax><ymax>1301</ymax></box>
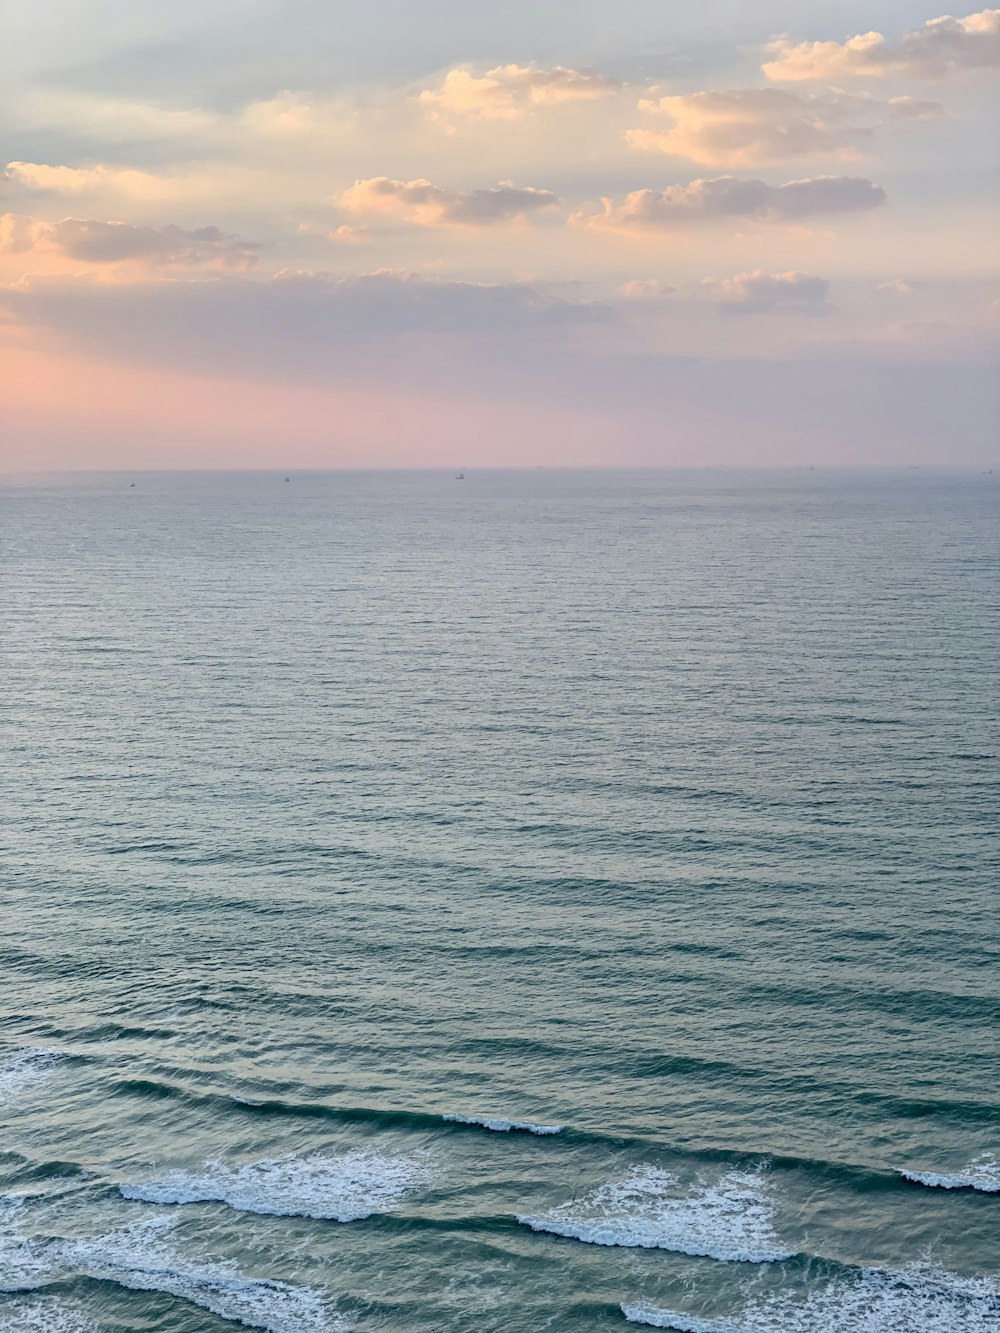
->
<box><xmin>1</xmin><ymin>468</ymin><xmax>997</xmax><ymax>1333</ymax></box>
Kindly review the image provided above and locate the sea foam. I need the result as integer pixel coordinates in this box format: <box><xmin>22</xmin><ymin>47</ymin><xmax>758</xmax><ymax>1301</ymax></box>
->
<box><xmin>621</xmin><ymin>1264</ymin><xmax>1000</xmax><ymax>1333</ymax></box>
<box><xmin>443</xmin><ymin>1113</ymin><xmax>563</xmax><ymax>1135</ymax></box>
<box><xmin>516</xmin><ymin>1165</ymin><xmax>791</xmax><ymax>1262</ymax></box>
<box><xmin>0</xmin><ymin>1048</ymin><xmax>62</xmax><ymax>1107</ymax></box>
<box><xmin>899</xmin><ymin>1153</ymin><xmax>1000</xmax><ymax>1194</ymax></box>
<box><xmin>121</xmin><ymin>1148</ymin><xmax>434</xmax><ymax>1221</ymax></box>
<box><xmin>0</xmin><ymin>1208</ymin><xmax>343</xmax><ymax>1333</ymax></box>
<box><xmin>71</xmin><ymin>1218</ymin><xmax>343</xmax><ymax>1332</ymax></box>
<box><xmin>0</xmin><ymin>1299</ymin><xmax>94</xmax><ymax>1333</ymax></box>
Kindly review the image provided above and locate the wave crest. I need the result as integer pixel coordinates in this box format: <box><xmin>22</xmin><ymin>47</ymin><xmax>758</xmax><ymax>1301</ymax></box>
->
<box><xmin>443</xmin><ymin>1113</ymin><xmax>563</xmax><ymax>1135</ymax></box>
<box><xmin>516</xmin><ymin>1165</ymin><xmax>791</xmax><ymax>1262</ymax></box>
<box><xmin>121</xmin><ymin>1148</ymin><xmax>434</xmax><ymax>1221</ymax></box>
<box><xmin>900</xmin><ymin>1153</ymin><xmax>1000</xmax><ymax>1194</ymax></box>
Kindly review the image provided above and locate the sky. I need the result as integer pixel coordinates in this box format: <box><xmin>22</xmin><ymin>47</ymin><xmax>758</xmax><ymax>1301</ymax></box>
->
<box><xmin>1</xmin><ymin>0</ymin><xmax>998</xmax><ymax>469</ymax></box>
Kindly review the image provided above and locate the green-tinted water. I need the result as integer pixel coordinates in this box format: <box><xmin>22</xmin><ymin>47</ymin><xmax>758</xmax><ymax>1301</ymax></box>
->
<box><xmin>2</xmin><ymin>469</ymin><xmax>997</xmax><ymax>1332</ymax></box>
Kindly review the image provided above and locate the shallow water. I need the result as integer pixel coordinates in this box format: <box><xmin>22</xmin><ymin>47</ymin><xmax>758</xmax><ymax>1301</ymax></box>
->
<box><xmin>2</xmin><ymin>468</ymin><xmax>997</xmax><ymax>1332</ymax></box>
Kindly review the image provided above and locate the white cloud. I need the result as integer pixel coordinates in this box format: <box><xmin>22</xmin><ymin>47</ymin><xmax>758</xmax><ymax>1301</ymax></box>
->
<box><xmin>704</xmin><ymin>269</ymin><xmax>833</xmax><ymax>315</ymax></box>
<box><xmin>339</xmin><ymin>177</ymin><xmax>560</xmax><ymax>227</ymax></box>
<box><xmin>576</xmin><ymin>174</ymin><xmax>886</xmax><ymax>231</ymax></box>
<box><xmin>626</xmin><ymin>88</ymin><xmax>943</xmax><ymax>166</ymax></box>
<box><xmin>418</xmin><ymin>63</ymin><xmax>620</xmax><ymax>122</ymax></box>
<box><xmin>0</xmin><ymin>215</ymin><xmax>259</xmax><ymax>269</ymax></box>
<box><xmin>763</xmin><ymin>8</ymin><xmax>1000</xmax><ymax>81</ymax></box>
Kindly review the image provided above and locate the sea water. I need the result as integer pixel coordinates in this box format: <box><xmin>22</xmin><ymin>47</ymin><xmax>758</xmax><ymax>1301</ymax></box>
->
<box><xmin>1</xmin><ymin>468</ymin><xmax>997</xmax><ymax>1332</ymax></box>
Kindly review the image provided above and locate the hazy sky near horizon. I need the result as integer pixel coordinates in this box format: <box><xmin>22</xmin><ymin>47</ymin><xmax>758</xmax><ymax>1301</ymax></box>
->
<box><xmin>2</xmin><ymin>1</ymin><xmax>998</xmax><ymax>469</ymax></box>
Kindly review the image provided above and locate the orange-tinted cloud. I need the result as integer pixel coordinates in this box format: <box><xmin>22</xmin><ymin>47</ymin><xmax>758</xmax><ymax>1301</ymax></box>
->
<box><xmin>627</xmin><ymin>89</ymin><xmax>942</xmax><ymax>166</ymax></box>
<box><xmin>1</xmin><ymin>215</ymin><xmax>259</xmax><ymax>270</ymax></box>
<box><xmin>419</xmin><ymin>64</ymin><xmax>620</xmax><ymax>123</ymax></box>
<box><xmin>339</xmin><ymin>177</ymin><xmax>560</xmax><ymax>227</ymax></box>
<box><xmin>763</xmin><ymin>8</ymin><xmax>1000</xmax><ymax>81</ymax></box>
<box><xmin>575</xmin><ymin>174</ymin><xmax>886</xmax><ymax>232</ymax></box>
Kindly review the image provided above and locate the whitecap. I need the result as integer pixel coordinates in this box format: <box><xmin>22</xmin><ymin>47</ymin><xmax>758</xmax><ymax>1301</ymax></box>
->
<box><xmin>621</xmin><ymin>1264</ymin><xmax>1000</xmax><ymax>1332</ymax></box>
<box><xmin>121</xmin><ymin>1148</ymin><xmax>434</xmax><ymax>1221</ymax></box>
<box><xmin>516</xmin><ymin>1166</ymin><xmax>791</xmax><ymax>1262</ymax></box>
<box><xmin>443</xmin><ymin>1113</ymin><xmax>563</xmax><ymax>1135</ymax></box>
<box><xmin>0</xmin><ymin>1048</ymin><xmax>61</xmax><ymax>1107</ymax></box>
<box><xmin>900</xmin><ymin>1153</ymin><xmax>1000</xmax><ymax>1194</ymax></box>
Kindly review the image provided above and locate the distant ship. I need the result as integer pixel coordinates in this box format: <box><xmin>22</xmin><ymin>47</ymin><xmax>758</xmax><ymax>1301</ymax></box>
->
<box><xmin>455</xmin><ymin>472</ymin><xmax>465</xmax><ymax>480</ymax></box>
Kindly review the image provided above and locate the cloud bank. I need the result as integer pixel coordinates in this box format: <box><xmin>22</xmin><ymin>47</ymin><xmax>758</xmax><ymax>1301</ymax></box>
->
<box><xmin>763</xmin><ymin>8</ymin><xmax>1000</xmax><ymax>81</ymax></box>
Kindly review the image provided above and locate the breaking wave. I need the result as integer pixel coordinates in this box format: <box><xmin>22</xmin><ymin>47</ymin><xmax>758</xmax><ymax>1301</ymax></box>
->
<box><xmin>443</xmin><ymin>1113</ymin><xmax>563</xmax><ymax>1135</ymax></box>
<box><xmin>121</xmin><ymin>1148</ymin><xmax>434</xmax><ymax>1221</ymax></box>
<box><xmin>900</xmin><ymin>1153</ymin><xmax>1000</xmax><ymax>1194</ymax></box>
<box><xmin>516</xmin><ymin>1165</ymin><xmax>791</xmax><ymax>1262</ymax></box>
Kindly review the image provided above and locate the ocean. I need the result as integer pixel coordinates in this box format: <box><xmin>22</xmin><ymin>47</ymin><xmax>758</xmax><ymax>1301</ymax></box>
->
<box><xmin>1</xmin><ymin>467</ymin><xmax>997</xmax><ymax>1333</ymax></box>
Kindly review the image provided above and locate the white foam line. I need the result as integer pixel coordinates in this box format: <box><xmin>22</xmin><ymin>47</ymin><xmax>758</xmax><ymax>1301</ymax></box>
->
<box><xmin>623</xmin><ymin>1308</ymin><xmax>737</xmax><ymax>1332</ymax></box>
<box><xmin>621</xmin><ymin>1263</ymin><xmax>1000</xmax><ymax>1333</ymax></box>
<box><xmin>443</xmin><ymin>1113</ymin><xmax>563</xmax><ymax>1135</ymax></box>
<box><xmin>121</xmin><ymin>1149</ymin><xmax>434</xmax><ymax>1221</ymax></box>
<box><xmin>517</xmin><ymin>1166</ymin><xmax>791</xmax><ymax>1262</ymax></box>
<box><xmin>900</xmin><ymin>1152</ymin><xmax>1000</xmax><ymax>1194</ymax></box>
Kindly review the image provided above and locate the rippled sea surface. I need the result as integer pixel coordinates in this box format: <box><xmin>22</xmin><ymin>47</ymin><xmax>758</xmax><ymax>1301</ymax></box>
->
<box><xmin>2</xmin><ymin>468</ymin><xmax>998</xmax><ymax>1333</ymax></box>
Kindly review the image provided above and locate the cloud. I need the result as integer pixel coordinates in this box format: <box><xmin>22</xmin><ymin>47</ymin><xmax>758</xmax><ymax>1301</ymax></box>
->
<box><xmin>0</xmin><ymin>215</ymin><xmax>260</xmax><ymax>269</ymax></box>
<box><xmin>327</xmin><ymin>224</ymin><xmax>373</xmax><ymax>244</ymax></box>
<box><xmin>339</xmin><ymin>177</ymin><xmax>560</xmax><ymax>227</ymax></box>
<box><xmin>418</xmin><ymin>63</ymin><xmax>621</xmax><ymax>122</ymax></box>
<box><xmin>576</xmin><ymin>174</ymin><xmax>886</xmax><ymax>231</ymax></box>
<box><xmin>618</xmin><ymin>278</ymin><xmax>677</xmax><ymax>300</ymax></box>
<box><xmin>626</xmin><ymin>88</ymin><xmax>943</xmax><ymax>166</ymax></box>
<box><xmin>877</xmin><ymin>278</ymin><xmax>916</xmax><ymax>295</ymax></box>
<box><xmin>1</xmin><ymin>269</ymin><xmax>606</xmax><ymax>380</ymax></box>
<box><xmin>2</xmin><ymin>161</ymin><xmax>176</xmax><ymax>199</ymax></box>
<box><xmin>763</xmin><ymin>8</ymin><xmax>1000</xmax><ymax>81</ymax></box>
<box><xmin>704</xmin><ymin>270</ymin><xmax>834</xmax><ymax>315</ymax></box>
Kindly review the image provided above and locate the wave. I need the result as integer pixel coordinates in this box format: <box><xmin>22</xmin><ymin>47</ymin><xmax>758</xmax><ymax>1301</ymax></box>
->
<box><xmin>443</xmin><ymin>1113</ymin><xmax>563</xmax><ymax>1135</ymax></box>
<box><xmin>105</xmin><ymin>1072</ymin><xmax>990</xmax><ymax>1198</ymax></box>
<box><xmin>121</xmin><ymin>1148</ymin><xmax>435</xmax><ymax>1221</ymax></box>
<box><xmin>0</xmin><ymin>1210</ymin><xmax>343</xmax><ymax>1332</ymax></box>
<box><xmin>899</xmin><ymin>1153</ymin><xmax>1000</xmax><ymax>1194</ymax></box>
<box><xmin>516</xmin><ymin>1165</ymin><xmax>791</xmax><ymax>1262</ymax></box>
<box><xmin>621</xmin><ymin>1263</ymin><xmax>1000</xmax><ymax>1332</ymax></box>
<box><xmin>0</xmin><ymin>1048</ymin><xmax>61</xmax><ymax>1107</ymax></box>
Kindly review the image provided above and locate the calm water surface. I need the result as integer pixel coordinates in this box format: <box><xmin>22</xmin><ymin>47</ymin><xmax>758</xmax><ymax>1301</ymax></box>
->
<box><xmin>1</xmin><ymin>469</ymin><xmax>998</xmax><ymax>1333</ymax></box>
